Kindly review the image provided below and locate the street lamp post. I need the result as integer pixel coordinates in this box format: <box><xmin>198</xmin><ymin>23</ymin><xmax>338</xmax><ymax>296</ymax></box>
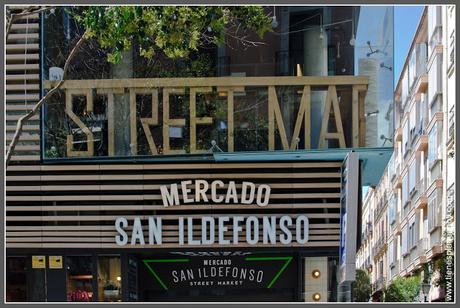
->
<box><xmin>421</xmin><ymin>283</ymin><xmax>431</xmax><ymax>302</ymax></box>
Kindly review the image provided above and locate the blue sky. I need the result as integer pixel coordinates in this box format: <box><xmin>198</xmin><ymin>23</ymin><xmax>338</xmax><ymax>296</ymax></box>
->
<box><xmin>394</xmin><ymin>6</ymin><xmax>424</xmax><ymax>85</ymax></box>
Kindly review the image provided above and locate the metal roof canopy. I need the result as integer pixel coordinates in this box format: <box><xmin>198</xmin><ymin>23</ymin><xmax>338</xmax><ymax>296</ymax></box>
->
<box><xmin>214</xmin><ymin>147</ymin><xmax>393</xmax><ymax>187</ymax></box>
<box><xmin>41</xmin><ymin>147</ymin><xmax>393</xmax><ymax>186</ymax></box>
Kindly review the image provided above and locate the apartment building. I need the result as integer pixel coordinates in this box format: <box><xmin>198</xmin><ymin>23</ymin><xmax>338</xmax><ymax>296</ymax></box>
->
<box><xmin>356</xmin><ymin>188</ymin><xmax>373</xmax><ymax>273</ymax></box>
<box><xmin>357</xmin><ymin>5</ymin><xmax>456</xmax><ymax>302</ymax></box>
<box><xmin>442</xmin><ymin>4</ymin><xmax>455</xmax><ymax>303</ymax></box>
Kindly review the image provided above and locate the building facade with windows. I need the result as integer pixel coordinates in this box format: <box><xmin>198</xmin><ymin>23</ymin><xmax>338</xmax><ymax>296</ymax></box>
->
<box><xmin>357</xmin><ymin>5</ymin><xmax>455</xmax><ymax>302</ymax></box>
<box><xmin>5</xmin><ymin>5</ymin><xmax>395</xmax><ymax>302</ymax></box>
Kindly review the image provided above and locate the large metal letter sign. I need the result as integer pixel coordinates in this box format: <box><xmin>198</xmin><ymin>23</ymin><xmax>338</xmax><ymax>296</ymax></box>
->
<box><xmin>338</xmin><ymin>151</ymin><xmax>359</xmax><ymax>302</ymax></box>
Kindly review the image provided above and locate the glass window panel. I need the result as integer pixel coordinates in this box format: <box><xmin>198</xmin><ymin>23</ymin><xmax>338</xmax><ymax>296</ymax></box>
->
<box><xmin>408</xmin><ymin>49</ymin><xmax>416</xmax><ymax>88</ymax></box>
<box><xmin>98</xmin><ymin>255</ymin><xmax>122</xmax><ymax>302</ymax></box>
<box><xmin>409</xmin><ymin>160</ymin><xmax>416</xmax><ymax>193</ymax></box>
<box><xmin>42</xmin><ymin>6</ymin><xmax>394</xmax><ymax>160</ymax></box>
<box><xmin>66</xmin><ymin>256</ymin><xmax>94</xmax><ymax>302</ymax></box>
<box><xmin>6</xmin><ymin>257</ymin><xmax>28</xmax><ymax>302</ymax></box>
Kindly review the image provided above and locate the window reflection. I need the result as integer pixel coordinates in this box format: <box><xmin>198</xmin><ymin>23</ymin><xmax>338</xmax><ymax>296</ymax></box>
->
<box><xmin>66</xmin><ymin>256</ymin><xmax>93</xmax><ymax>302</ymax></box>
<box><xmin>42</xmin><ymin>6</ymin><xmax>394</xmax><ymax>159</ymax></box>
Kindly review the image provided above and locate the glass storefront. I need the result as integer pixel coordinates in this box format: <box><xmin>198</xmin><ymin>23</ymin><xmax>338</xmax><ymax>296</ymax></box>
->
<box><xmin>6</xmin><ymin>257</ymin><xmax>28</xmax><ymax>302</ymax></box>
<box><xmin>97</xmin><ymin>255</ymin><xmax>122</xmax><ymax>302</ymax></box>
<box><xmin>6</xmin><ymin>256</ymin><xmax>46</xmax><ymax>302</ymax></box>
<box><xmin>6</xmin><ymin>251</ymin><xmax>339</xmax><ymax>302</ymax></box>
<box><xmin>66</xmin><ymin>256</ymin><xmax>94</xmax><ymax>302</ymax></box>
<box><xmin>41</xmin><ymin>6</ymin><xmax>394</xmax><ymax>160</ymax></box>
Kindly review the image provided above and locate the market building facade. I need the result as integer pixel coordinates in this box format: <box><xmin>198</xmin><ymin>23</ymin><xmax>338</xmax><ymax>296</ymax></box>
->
<box><xmin>5</xmin><ymin>5</ymin><xmax>394</xmax><ymax>302</ymax></box>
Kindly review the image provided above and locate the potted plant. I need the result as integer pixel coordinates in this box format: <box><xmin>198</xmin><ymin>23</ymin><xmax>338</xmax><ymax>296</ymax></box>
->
<box><xmin>103</xmin><ymin>281</ymin><xmax>119</xmax><ymax>298</ymax></box>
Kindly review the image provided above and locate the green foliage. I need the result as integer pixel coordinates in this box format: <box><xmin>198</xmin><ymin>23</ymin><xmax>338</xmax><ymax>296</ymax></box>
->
<box><xmin>141</xmin><ymin>53</ymin><xmax>215</xmax><ymax>78</ymax></box>
<box><xmin>73</xmin><ymin>6</ymin><xmax>271</xmax><ymax>63</ymax></box>
<box><xmin>383</xmin><ymin>276</ymin><xmax>421</xmax><ymax>302</ymax></box>
<box><xmin>433</xmin><ymin>252</ymin><xmax>454</xmax><ymax>290</ymax></box>
<box><xmin>421</xmin><ymin>262</ymin><xmax>431</xmax><ymax>283</ymax></box>
<box><xmin>352</xmin><ymin>269</ymin><xmax>372</xmax><ymax>302</ymax></box>
<box><xmin>103</xmin><ymin>281</ymin><xmax>119</xmax><ymax>290</ymax></box>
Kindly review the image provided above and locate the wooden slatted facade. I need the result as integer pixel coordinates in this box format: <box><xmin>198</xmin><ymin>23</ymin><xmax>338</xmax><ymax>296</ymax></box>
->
<box><xmin>6</xmin><ymin>161</ymin><xmax>342</xmax><ymax>249</ymax></box>
<box><xmin>5</xmin><ymin>7</ymin><xmax>41</xmax><ymax>162</ymax></box>
<box><xmin>5</xmin><ymin>10</ymin><xmax>346</xmax><ymax>251</ymax></box>
<box><xmin>3</xmin><ymin>8</ymin><xmax>356</xmax><ymax>256</ymax></box>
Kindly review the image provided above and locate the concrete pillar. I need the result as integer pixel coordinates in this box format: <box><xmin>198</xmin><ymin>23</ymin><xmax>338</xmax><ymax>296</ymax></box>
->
<box><xmin>304</xmin><ymin>27</ymin><xmax>328</xmax><ymax>149</ymax></box>
<box><xmin>112</xmin><ymin>50</ymin><xmax>133</xmax><ymax>156</ymax></box>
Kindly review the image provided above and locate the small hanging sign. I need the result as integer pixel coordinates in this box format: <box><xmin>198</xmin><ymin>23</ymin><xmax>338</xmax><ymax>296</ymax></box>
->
<box><xmin>32</xmin><ymin>256</ymin><xmax>46</xmax><ymax>269</ymax></box>
<box><xmin>49</xmin><ymin>256</ymin><xmax>63</xmax><ymax>269</ymax></box>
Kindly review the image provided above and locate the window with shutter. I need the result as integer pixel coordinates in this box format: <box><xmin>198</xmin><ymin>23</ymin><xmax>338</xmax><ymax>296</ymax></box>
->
<box><xmin>428</xmin><ymin>124</ymin><xmax>438</xmax><ymax>168</ymax></box>
<box><xmin>409</xmin><ymin>160</ymin><xmax>416</xmax><ymax>197</ymax></box>
<box><xmin>402</xmin><ymin>227</ymin><xmax>408</xmax><ymax>256</ymax></box>
<box><xmin>402</xmin><ymin>173</ymin><xmax>409</xmax><ymax>207</ymax></box>
<box><xmin>428</xmin><ymin>189</ymin><xmax>441</xmax><ymax>232</ymax></box>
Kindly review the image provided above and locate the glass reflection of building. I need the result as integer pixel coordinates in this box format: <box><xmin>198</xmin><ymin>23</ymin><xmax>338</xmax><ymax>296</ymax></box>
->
<box><xmin>42</xmin><ymin>6</ymin><xmax>394</xmax><ymax>160</ymax></box>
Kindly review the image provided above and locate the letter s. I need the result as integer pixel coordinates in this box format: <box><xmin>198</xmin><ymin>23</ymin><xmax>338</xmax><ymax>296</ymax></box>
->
<box><xmin>115</xmin><ymin>217</ymin><xmax>128</xmax><ymax>245</ymax></box>
<box><xmin>172</xmin><ymin>270</ymin><xmax>179</xmax><ymax>283</ymax></box>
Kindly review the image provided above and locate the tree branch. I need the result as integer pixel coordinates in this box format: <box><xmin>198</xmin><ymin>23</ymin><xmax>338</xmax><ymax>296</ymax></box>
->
<box><xmin>5</xmin><ymin>33</ymin><xmax>87</xmax><ymax>166</ymax></box>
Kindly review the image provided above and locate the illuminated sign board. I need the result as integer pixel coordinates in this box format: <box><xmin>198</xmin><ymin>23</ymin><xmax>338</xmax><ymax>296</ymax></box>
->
<box><xmin>139</xmin><ymin>252</ymin><xmax>297</xmax><ymax>291</ymax></box>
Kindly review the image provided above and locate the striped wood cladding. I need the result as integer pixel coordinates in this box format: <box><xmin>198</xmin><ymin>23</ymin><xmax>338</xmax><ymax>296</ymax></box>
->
<box><xmin>6</xmin><ymin>161</ymin><xmax>343</xmax><ymax>249</ymax></box>
<box><xmin>5</xmin><ymin>7</ymin><xmax>41</xmax><ymax>161</ymax></box>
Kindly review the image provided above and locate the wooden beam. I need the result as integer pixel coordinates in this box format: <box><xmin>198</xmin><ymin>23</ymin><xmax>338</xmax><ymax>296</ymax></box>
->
<box><xmin>290</xmin><ymin>85</ymin><xmax>311</xmax><ymax>149</ymax></box>
<box><xmin>65</xmin><ymin>89</ymin><xmax>94</xmax><ymax>157</ymax></box>
<box><xmin>190</xmin><ymin>87</ymin><xmax>213</xmax><ymax>153</ymax></box>
<box><xmin>268</xmin><ymin>86</ymin><xmax>289</xmax><ymax>150</ymax></box>
<box><xmin>162</xmin><ymin>88</ymin><xmax>186</xmax><ymax>154</ymax></box>
<box><xmin>352</xmin><ymin>85</ymin><xmax>359</xmax><ymax>147</ymax></box>
<box><xmin>359</xmin><ymin>87</ymin><xmax>367</xmax><ymax>147</ymax></box>
<box><xmin>44</xmin><ymin>76</ymin><xmax>370</xmax><ymax>89</ymax></box>
<box><xmin>97</xmin><ymin>88</ymin><xmax>124</xmax><ymax>156</ymax></box>
<box><xmin>318</xmin><ymin>86</ymin><xmax>346</xmax><ymax>148</ymax></box>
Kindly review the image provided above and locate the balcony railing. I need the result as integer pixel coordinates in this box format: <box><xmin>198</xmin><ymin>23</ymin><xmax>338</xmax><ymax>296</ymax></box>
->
<box><xmin>402</xmin><ymin>200</ymin><xmax>412</xmax><ymax>218</ymax></box>
<box><xmin>413</xmin><ymin>121</ymin><xmax>428</xmax><ymax>152</ymax></box>
<box><xmin>374</xmin><ymin>192</ymin><xmax>388</xmax><ymax>220</ymax></box>
<box><xmin>364</xmin><ymin>256</ymin><xmax>372</xmax><ymax>270</ymax></box>
<box><xmin>410</xmin><ymin>125</ymin><xmax>419</xmax><ymax>145</ymax></box>
<box><xmin>372</xmin><ymin>276</ymin><xmax>386</xmax><ymax>293</ymax></box>
<box><xmin>416</xmin><ymin>238</ymin><xmax>429</xmax><ymax>256</ymax></box>
<box><xmin>363</xmin><ymin>222</ymin><xmax>373</xmax><ymax>240</ymax></box>
<box><xmin>429</xmin><ymin>26</ymin><xmax>442</xmax><ymax>55</ymax></box>
<box><xmin>390</xmin><ymin>211</ymin><xmax>400</xmax><ymax>229</ymax></box>
<box><xmin>403</xmin><ymin>140</ymin><xmax>412</xmax><ymax>159</ymax></box>
<box><xmin>414</xmin><ymin>178</ymin><xmax>427</xmax><ymax>208</ymax></box>
<box><xmin>402</xmin><ymin>253</ymin><xmax>411</xmax><ymax>270</ymax></box>
<box><xmin>372</xmin><ymin>233</ymin><xmax>388</xmax><ymax>257</ymax></box>
<box><xmin>390</xmin><ymin>261</ymin><xmax>399</xmax><ymax>277</ymax></box>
